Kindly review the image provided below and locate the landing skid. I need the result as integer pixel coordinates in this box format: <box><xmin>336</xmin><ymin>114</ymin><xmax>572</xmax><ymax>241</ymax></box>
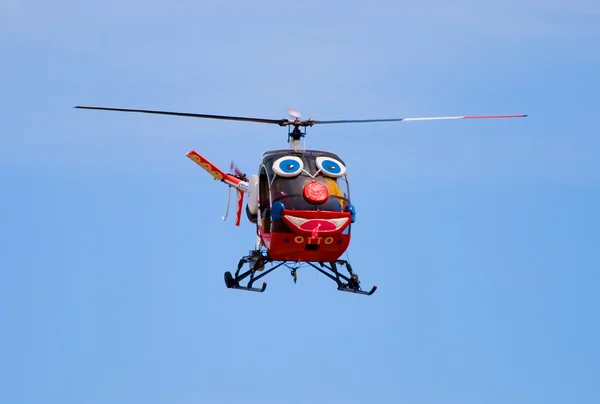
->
<box><xmin>223</xmin><ymin>253</ymin><xmax>285</xmax><ymax>293</ymax></box>
<box><xmin>223</xmin><ymin>251</ymin><xmax>377</xmax><ymax>296</ymax></box>
<box><xmin>306</xmin><ymin>260</ymin><xmax>378</xmax><ymax>296</ymax></box>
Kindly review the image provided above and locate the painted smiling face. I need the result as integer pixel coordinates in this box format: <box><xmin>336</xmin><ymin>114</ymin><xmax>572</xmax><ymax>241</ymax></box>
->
<box><xmin>268</xmin><ymin>152</ymin><xmax>350</xmax><ymax>212</ymax></box>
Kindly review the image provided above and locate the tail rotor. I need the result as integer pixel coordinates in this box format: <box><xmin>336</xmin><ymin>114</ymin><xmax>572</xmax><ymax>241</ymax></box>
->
<box><xmin>230</xmin><ymin>161</ymin><xmax>247</xmax><ymax>181</ymax></box>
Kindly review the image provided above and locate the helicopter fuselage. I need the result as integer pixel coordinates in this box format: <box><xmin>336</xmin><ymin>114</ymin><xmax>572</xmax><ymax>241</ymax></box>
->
<box><xmin>250</xmin><ymin>149</ymin><xmax>355</xmax><ymax>262</ymax></box>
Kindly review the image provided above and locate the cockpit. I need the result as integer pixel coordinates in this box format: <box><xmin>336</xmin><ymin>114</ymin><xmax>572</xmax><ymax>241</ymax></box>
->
<box><xmin>259</xmin><ymin>149</ymin><xmax>352</xmax><ymax>213</ymax></box>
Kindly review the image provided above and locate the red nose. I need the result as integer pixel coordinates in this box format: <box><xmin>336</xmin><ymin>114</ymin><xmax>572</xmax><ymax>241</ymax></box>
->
<box><xmin>303</xmin><ymin>182</ymin><xmax>329</xmax><ymax>204</ymax></box>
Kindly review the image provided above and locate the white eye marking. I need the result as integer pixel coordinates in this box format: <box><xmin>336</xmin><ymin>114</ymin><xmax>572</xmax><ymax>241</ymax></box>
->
<box><xmin>316</xmin><ymin>156</ymin><xmax>346</xmax><ymax>178</ymax></box>
<box><xmin>273</xmin><ymin>156</ymin><xmax>304</xmax><ymax>177</ymax></box>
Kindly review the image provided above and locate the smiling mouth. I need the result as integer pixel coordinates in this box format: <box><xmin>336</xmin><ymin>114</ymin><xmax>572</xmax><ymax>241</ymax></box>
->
<box><xmin>282</xmin><ymin>215</ymin><xmax>351</xmax><ymax>234</ymax></box>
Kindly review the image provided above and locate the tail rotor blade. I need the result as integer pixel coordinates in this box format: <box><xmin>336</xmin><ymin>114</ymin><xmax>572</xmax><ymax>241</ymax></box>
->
<box><xmin>230</xmin><ymin>161</ymin><xmax>244</xmax><ymax>177</ymax></box>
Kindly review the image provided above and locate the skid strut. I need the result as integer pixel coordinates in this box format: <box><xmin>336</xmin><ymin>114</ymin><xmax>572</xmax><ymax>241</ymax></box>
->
<box><xmin>223</xmin><ymin>250</ymin><xmax>282</xmax><ymax>293</ymax></box>
<box><xmin>307</xmin><ymin>260</ymin><xmax>377</xmax><ymax>296</ymax></box>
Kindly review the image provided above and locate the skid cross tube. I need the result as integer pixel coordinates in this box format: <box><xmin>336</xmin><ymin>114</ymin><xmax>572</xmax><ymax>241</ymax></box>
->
<box><xmin>307</xmin><ymin>261</ymin><xmax>347</xmax><ymax>287</ymax></box>
<box><xmin>246</xmin><ymin>262</ymin><xmax>285</xmax><ymax>288</ymax></box>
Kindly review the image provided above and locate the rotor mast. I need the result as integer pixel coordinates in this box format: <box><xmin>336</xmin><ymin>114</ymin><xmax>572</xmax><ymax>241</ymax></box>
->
<box><xmin>283</xmin><ymin>108</ymin><xmax>310</xmax><ymax>151</ymax></box>
<box><xmin>287</xmin><ymin>126</ymin><xmax>305</xmax><ymax>150</ymax></box>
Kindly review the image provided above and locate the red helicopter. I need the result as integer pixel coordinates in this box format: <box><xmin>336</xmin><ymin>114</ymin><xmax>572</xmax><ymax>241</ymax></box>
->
<box><xmin>75</xmin><ymin>105</ymin><xmax>527</xmax><ymax>296</ymax></box>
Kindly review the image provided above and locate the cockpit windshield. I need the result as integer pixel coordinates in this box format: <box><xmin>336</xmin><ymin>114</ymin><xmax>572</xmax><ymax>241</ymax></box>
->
<box><xmin>270</xmin><ymin>174</ymin><xmax>350</xmax><ymax>211</ymax></box>
<box><xmin>262</xmin><ymin>149</ymin><xmax>351</xmax><ymax>212</ymax></box>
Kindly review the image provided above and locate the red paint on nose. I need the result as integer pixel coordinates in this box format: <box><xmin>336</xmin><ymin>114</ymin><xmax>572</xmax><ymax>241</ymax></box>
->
<box><xmin>300</xmin><ymin>219</ymin><xmax>337</xmax><ymax>232</ymax></box>
<box><xmin>303</xmin><ymin>182</ymin><xmax>329</xmax><ymax>204</ymax></box>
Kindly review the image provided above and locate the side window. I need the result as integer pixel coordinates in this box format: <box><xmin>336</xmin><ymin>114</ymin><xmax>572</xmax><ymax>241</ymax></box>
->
<box><xmin>259</xmin><ymin>166</ymin><xmax>270</xmax><ymax>208</ymax></box>
<box><xmin>258</xmin><ymin>166</ymin><xmax>272</xmax><ymax>233</ymax></box>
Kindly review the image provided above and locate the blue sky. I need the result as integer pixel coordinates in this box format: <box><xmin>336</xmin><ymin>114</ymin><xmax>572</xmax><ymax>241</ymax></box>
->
<box><xmin>1</xmin><ymin>1</ymin><xmax>599</xmax><ymax>403</ymax></box>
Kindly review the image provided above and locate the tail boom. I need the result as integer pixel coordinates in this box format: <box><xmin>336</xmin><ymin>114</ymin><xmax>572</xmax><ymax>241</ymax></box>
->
<box><xmin>186</xmin><ymin>150</ymin><xmax>249</xmax><ymax>193</ymax></box>
<box><xmin>187</xmin><ymin>150</ymin><xmax>249</xmax><ymax>226</ymax></box>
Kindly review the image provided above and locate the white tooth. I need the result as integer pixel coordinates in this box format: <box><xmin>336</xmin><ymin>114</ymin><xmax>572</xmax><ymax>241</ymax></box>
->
<box><xmin>330</xmin><ymin>218</ymin><xmax>349</xmax><ymax>228</ymax></box>
<box><xmin>285</xmin><ymin>216</ymin><xmax>307</xmax><ymax>227</ymax></box>
<box><xmin>285</xmin><ymin>216</ymin><xmax>350</xmax><ymax>230</ymax></box>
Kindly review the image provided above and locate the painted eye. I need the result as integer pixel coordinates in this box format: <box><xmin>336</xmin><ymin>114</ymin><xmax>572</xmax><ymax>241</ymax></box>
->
<box><xmin>316</xmin><ymin>156</ymin><xmax>346</xmax><ymax>178</ymax></box>
<box><xmin>272</xmin><ymin>156</ymin><xmax>304</xmax><ymax>177</ymax></box>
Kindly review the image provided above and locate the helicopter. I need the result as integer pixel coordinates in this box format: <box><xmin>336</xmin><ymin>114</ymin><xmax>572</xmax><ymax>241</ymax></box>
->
<box><xmin>75</xmin><ymin>105</ymin><xmax>527</xmax><ymax>296</ymax></box>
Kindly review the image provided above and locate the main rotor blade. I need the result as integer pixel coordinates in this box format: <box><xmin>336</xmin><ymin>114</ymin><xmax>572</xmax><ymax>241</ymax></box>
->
<box><xmin>75</xmin><ymin>106</ymin><xmax>287</xmax><ymax>125</ymax></box>
<box><xmin>311</xmin><ymin>114</ymin><xmax>527</xmax><ymax>124</ymax></box>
